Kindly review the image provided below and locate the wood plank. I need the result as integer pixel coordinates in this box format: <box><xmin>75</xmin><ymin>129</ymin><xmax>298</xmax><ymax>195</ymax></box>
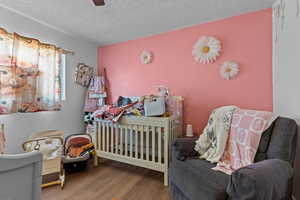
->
<box><xmin>164</xmin><ymin>122</ymin><xmax>170</xmax><ymax>186</ymax></box>
<box><xmin>102</xmin><ymin>122</ymin><xmax>105</xmax><ymax>152</ymax></box>
<box><xmin>130</xmin><ymin>125</ymin><xmax>133</xmax><ymax>158</ymax></box>
<box><xmin>125</xmin><ymin>127</ymin><xmax>128</xmax><ymax>157</ymax></box>
<box><xmin>96</xmin><ymin>123</ymin><xmax>100</xmax><ymax>150</ymax></box>
<box><xmin>152</xmin><ymin>126</ymin><xmax>156</xmax><ymax>162</ymax></box>
<box><xmin>135</xmin><ymin>125</ymin><xmax>138</xmax><ymax>159</ymax></box>
<box><xmin>120</xmin><ymin>127</ymin><xmax>123</xmax><ymax>156</ymax></box>
<box><xmin>158</xmin><ymin>127</ymin><xmax>162</xmax><ymax>164</ymax></box>
<box><xmin>106</xmin><ymin>122</ymin><xmax>109</xmax><ymax>152</ymax></box>
<box><xmin>115</xmin><ymin>124</ymin><xmax>119</xmax><ymax>155</ymax></box>
<box><xmin>140</xmin><ymin>126</ymin><xmax>144</xmax><ymax>160</ymax></box>
<box><xmin>146</xmin><ymin>126</ymin><xmax>149</xmax><ymax>161</ymax></box>
<box><xmin>111</xmin><ymin>124</ymin><xmax>114</xmax><ymax>153</ymax></box>
<box><xmin>42</xmin><ymin>161</ymin><xmax>171</xmax><ymax>200</ymax></box>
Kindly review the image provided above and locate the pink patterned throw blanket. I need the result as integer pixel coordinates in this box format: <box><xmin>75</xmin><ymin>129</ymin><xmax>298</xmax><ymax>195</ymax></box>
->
<box><xmin>213</xmin><ymin>109</ymin><xmax>278</xmax><ymax>175</ymax></box>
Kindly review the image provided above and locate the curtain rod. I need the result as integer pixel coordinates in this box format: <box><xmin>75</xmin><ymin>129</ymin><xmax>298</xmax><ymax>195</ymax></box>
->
<box><xmin>0</xmin><ymin>27</ymin><xmax>75</xmax><ymax>55</ymax></box>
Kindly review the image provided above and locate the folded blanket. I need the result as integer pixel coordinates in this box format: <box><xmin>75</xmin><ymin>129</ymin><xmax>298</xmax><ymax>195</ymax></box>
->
<box><xmin>213</xmin><ymin>109</ymin><xmax>278</xmax><ymax>175</ymax></box>
<box><xmin>194</xmin><ymin>106</ymin><xmax>237</xmax><ymax>163</ymax></box>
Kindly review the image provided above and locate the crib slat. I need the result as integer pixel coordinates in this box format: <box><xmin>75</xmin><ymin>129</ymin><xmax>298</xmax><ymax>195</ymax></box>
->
<box><xmin>120</xmin><ymin>127</ymin><xmax>123</xmax><ymax>155</ymax></box>
<box><xmin>146</xmin><ymin>126</ymin><xmax>150</xmax><ymax>161</ymax></box>
<box><xmin>130</xmin><ymin>125</ymin><xmax>133</xmax><ymax>157</ymax></box>
<box><xmin>111</xmin><ymin>124</ymin><xmax>114</xmax><ymax>153</ymax></box>
<box><xmin>152</xmin><ymin>126</ymin><xmax>156</xmax><ymax>162</ymax></box>
<box><xmin>106</xmin><ymin>122</ymin><xmax>109</xmax><ymax>152</ymax></box>
<box><xmin>135</xmin><ymin>125</ymin><xmax>138</xmax><ymax>159</ymax></box>
<box><xmin>102</xmin><ymin>122</ymin><xmax>105</xmax><ymax>152</ymax></box>
<box><xmin>97</xmin><ymin>123</ymin><xmax>101</xmax><ymax>151</ymax></box>
<box><xmin>164</xmin><ymin>122</ymin><xmax>170</xmax><ymax>185</ymax></box>
<box><xmin>158</xmin><ymin>127</ymin><xmax>162</xmax><ymax>164</ymax></box>
<box><xmin>140</xmin><ymin>126</ymin><xmax>144</xmax><ymax>160</ymax></box>
<box><xmin>125</xmin><ymin>127</ymin><xmax>128</xmax><ymax>157</ymax></box>
<box><xmin>95</xmin><ymin>123</ymin><xmax>99</xmax><ymax>150</ymax></box>
<box><xmin>115</xmin><ymin>124</ymin><xmax>119</xmax><ymax>155</ymax></box>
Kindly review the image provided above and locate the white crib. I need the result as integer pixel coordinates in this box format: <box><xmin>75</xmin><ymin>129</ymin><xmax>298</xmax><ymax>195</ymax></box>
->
<box><xmin>93</xmin><ymin>116</ymin><xmax>182</xmax><ymax>186</ymax></box>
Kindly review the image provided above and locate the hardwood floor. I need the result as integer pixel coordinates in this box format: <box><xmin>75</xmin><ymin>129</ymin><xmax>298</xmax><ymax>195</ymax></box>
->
<box><xmin>42</xmin><ymin>160</ymin><xmax>171</xmax><ymax>200</ymax></box>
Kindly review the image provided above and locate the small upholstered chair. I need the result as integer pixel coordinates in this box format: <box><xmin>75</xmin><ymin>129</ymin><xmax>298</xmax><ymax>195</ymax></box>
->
<box><xmin>0</xmin><ymin>152</ymin><xmax>43</xmax><ymax>200</ymax></box>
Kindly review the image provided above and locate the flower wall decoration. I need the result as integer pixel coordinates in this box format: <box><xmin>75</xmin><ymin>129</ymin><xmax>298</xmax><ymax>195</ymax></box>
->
<box><xmin>220</xmin><ymin>61</ymin><xmax>240</xmax><ymax>80</ymax></box>
<box><xmin>140</xmin><ymin>50</ymin><xmax>153</xmax><ymax>64</ymax></box>
<box><xmin>192</xmin><ymin>36</ymin><xmax>222</xmax><ymax>64</ymax></box>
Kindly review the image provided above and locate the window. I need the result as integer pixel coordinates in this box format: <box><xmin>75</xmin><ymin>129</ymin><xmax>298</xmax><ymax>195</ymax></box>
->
<box><xmin>0</xmin><ymin>27</ymin><xmax>70</xmax><ymax>114</ymax></box>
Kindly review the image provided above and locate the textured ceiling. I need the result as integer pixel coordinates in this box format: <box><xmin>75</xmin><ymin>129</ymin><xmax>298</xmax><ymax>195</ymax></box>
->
<box><xmin>0</xmin><ymin>0</ymin><xmax>275</xmax><ymax>46</ymax></box>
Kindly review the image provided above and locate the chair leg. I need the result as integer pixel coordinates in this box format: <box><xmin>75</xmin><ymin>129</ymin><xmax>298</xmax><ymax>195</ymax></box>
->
<box><xmin>164</xmin><ymin>170</ymin><xmax>169</xmax><ymax>186</ymax></box>
<box><xmin>60</xmin><ymin>169</ymin><xmax>65</xmax><ymax>189</ymax></box>
<box><xmin>94</xmin><ymin>151</ymin><xmax>99</xmax><ymax>167</ymax></box>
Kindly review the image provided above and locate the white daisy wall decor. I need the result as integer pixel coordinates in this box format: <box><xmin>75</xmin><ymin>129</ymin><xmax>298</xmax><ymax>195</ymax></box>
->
<box><xmin>192</xmin><ymin>36</ymin><xmax>222</xmax><ymax>64</ymax></box>
<box><xmin>140</xmin><ymin>50</ymin><xmax>153</xmax><ymax>64</ymax></box>
<box><xmin>220</xmin><ymin>61</ymin><xmax>240</xmax><ymax>80</ymax></box>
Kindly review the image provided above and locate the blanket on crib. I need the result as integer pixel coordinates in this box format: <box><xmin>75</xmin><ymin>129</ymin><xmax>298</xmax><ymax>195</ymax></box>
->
<box><xmin>213</xmin><ymin>109</ymin><xmax>278</xmax><ymax>175</ymax></box>
<box><xmin>194</xmin><ymin>106</ymin><xmax>237</xmax><ymax>163</ymax></box>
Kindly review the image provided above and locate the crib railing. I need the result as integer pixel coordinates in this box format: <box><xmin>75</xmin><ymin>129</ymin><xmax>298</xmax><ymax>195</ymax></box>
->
<box><xmin>93</xmin><ymin>116</ymin><xmax>181</xmax><ymax>186</ymax></box>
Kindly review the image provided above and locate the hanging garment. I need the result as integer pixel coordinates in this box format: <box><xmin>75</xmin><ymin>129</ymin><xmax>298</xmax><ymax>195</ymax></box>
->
<box><xmin>83</xmin><ymin>76</ymin><xmax>106</xmax><ymax>112</ymax></box>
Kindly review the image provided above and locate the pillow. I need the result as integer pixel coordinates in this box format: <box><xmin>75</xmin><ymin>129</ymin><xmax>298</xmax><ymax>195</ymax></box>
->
<box><xmin>254</xmin><ymin>120</ymin><xmax>276</xmax><ymax>162</ymax></box>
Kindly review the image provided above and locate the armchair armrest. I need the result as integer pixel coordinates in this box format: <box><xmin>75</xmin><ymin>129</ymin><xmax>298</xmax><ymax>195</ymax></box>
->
<box><xmin>227</xmin><ymin>159</ymin><xmax>294</xmax><ymax>200</ymax></box>
<box><xmin>0</xmin><ymin>152</ymin><xmax>43</xmax><ymax>200</ymax></box>
<box><xmin>0</xmin><ymin>152</ymin><xmax>43</xmax><ymax>172</ymax></box>
<box><xmin>172</xmin><ymin>137</ymin><xmax>199</xmax><ymax>161</ymax></box>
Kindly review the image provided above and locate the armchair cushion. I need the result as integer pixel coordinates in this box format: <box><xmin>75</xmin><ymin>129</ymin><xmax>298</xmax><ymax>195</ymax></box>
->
<box><xmin>172</xmin><ymin>138</ymin><xmax>198</xmax><ymax>161</ymax></box>
<box><xmin>170</xmin><ymin>158</ymin><xmax>229</xmax><ymax>200</ymax></box>
<box><xmin>227</xmin><ymin>159</ymin><xmax>294</xmax><ymax>200</ymax></box>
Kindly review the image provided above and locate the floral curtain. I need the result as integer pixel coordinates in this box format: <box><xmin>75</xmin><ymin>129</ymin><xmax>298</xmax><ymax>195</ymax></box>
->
<box><xmin>0</xmin><ymin>28</ymin><xmax>62</xmax><ymax>114</ymax></box>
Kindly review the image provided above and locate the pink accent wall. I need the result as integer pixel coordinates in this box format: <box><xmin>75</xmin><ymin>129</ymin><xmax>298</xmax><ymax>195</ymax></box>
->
<box><xmin>98</xmin><ymin>9</ymin><xmax>273</xmax><ymax>134</ymax></box>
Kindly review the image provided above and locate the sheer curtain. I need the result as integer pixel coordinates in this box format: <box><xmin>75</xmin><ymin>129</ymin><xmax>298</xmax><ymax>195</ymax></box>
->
<box><xmin>0</xmin><ymin>28</ymin><xmax>62</xmax><ymax>114</ymax></box>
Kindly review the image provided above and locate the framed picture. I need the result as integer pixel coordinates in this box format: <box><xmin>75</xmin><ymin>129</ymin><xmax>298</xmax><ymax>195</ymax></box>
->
<box><xmin>74</xmin><ymin>63</ymin><xmax>94</xmax><ymax>87</ymax></box>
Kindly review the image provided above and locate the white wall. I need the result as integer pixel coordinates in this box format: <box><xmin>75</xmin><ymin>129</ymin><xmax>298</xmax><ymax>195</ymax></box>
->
<box><xmin>273</xmin><ymin>0</ymin><xmax>300</xmax><ymax>121</ymax></box>
<box><xmin>0</xmin><ymin>7</ymin><xmax>98</xmax><ymax>153</ymax></box>
<box><xmin>273</xmin><ymin>0</ymin><xmax>300</xmax><ymax>199</ymax></box>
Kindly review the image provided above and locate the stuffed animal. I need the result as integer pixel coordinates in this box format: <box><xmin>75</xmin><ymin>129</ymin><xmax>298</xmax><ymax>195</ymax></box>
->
<box><xmin>34</xmin><ymin>138</ymin><xmax>60</xmax><ymax>160</ymax></box>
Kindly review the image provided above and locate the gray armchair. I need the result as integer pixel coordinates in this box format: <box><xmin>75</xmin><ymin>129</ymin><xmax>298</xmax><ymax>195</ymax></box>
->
<box><xmin>0</xmin><ymin>152</ymin><xmax>43</xmax><ymax>200</ymax></box>
<box><xmin>169</xmin><ymin>117</ymin><xmax>298</xmax><ymax>200</ymax></box>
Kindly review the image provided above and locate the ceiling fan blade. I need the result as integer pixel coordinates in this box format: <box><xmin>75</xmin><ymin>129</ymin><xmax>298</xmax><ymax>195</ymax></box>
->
<box><xmin>92</xmin><ymin>0</ymin><xmax>105</xmax><ymax>6</ymax></box>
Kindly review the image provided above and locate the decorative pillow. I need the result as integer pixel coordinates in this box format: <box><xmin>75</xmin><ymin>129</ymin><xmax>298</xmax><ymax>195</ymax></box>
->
<box><xmin>257</xmin><ymin>121</ymin><xmax>275</xmax><ymax>153</ymax></box>
<box><xmin>254</xmin><ymin>121</ymin><xmax>276</xmax><ymax>162</ymax></box>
